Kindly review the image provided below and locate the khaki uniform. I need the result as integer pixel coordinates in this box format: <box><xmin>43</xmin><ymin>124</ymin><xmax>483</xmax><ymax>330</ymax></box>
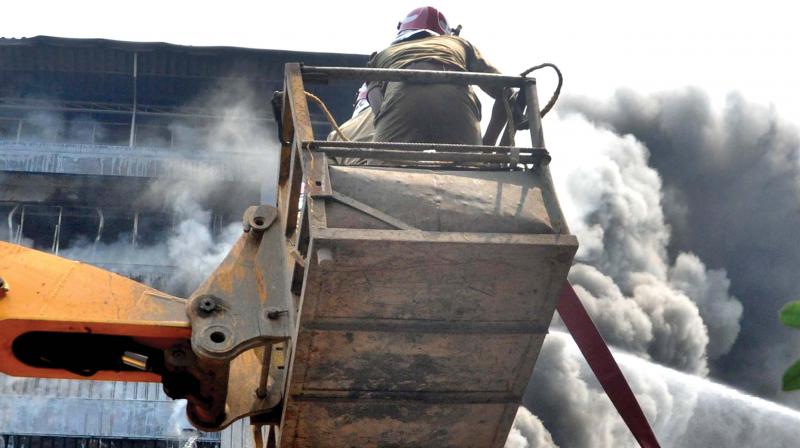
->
<box><xmin>327</xmin><ymin>107</ymin><xmax>375</xmax><ymax>143</ymax></box>
<box><xmin>368</xmin><ymin>35</ymin><xmax>500</xmax><ymax>145</ymax></box>
<box><xmin>326</xmin><ymin>107</ymin><xmax>375</xmax><ymax>165</ymax></box>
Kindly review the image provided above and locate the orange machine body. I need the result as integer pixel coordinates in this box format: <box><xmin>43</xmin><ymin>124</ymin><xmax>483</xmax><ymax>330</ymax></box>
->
<box><xmin>0</xmin><ymin>241</ymin><xmax>190</xmax><ymax>382</ymax></box>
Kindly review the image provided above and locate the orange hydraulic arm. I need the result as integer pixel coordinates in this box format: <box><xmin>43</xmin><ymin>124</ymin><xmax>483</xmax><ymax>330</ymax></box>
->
<box><xmin>0</xmin><ymin>240</ymin><xmax>189</xmax><ymax>382</ymax></box>
<box><xmin>0</xmin><ymin>204</ymin><xmax>293</xmax><ymax>432</ymax></box>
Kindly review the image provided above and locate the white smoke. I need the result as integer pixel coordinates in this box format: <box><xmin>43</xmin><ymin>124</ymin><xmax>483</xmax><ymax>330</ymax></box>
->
<box><xmin>544</xmin><ymin>113</ymin><xmax>742</xmax><ymax>375</ymax></box>
<box><xmin>560</xmin><ymin>89</ymin><xmax>800</xmax><ymax>400</ymax></box>
<box><xmin>504</xmin><ymin>110</ymin><xmax>752</xmax><ymax>445</ymax></box>
<box><xmin>164</xmin><ymin>211</ymin><xmax>243</xmax><ymax>292</ymax></box>
<box><xmin>514</xmin><ymin>331</ymin><xmax>800</xmax><ymax>448</ymax></box>
<box><xmin>58</xmin><ymin>79</ymin><xmax>275</xmax><ymax>296</ymax></box>
<box><xmin>59</xmin><ymin>198</ymin><xmax>242</xmax><ymax>295</ymax></box>
<box><xmin>0</xmin><ymin>80</ymin><xmax>273</xmax><ymax>446</ymax></box>
<box><xmin>668</xmin><ymin>253</ymin><xmax>743</xmax><ymax>359</ymax></box>
<box><xmin>505</xmin><ymin>407</ymin><xmax>557</xmax><ymax>448</ymax></box>
<box><xmin>169</xmin><ymin>399</ymin><xmax>200</xmax><ymax>448</ymax></box>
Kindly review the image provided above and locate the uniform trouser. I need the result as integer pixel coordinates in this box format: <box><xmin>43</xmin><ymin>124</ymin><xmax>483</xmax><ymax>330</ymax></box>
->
<box><xmin>327</xmin><ymin>108</ymin><xmax>375</xmax><ymax>166</ymax></box>
<box><xmin>373</xmin><ymin>82</ymin><xmax>482</xmax><ymax>145</ymax></box>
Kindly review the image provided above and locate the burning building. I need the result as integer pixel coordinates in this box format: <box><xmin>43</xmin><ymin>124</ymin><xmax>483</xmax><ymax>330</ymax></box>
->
<box><xmin>0</xmin><ymin>36</ymin><xmax>365</xmax><ymax>447</ymax></box>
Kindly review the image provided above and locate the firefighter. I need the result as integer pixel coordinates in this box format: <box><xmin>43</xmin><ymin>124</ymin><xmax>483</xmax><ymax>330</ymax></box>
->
<box><xmin>327</xmin><ymin>83</ymin><xmax>374</xmax><ymax>165</ymax></box>
<box><xmin>327</xmin><ymin>83</ymin><xmax>374</xmax><ymax>144</ymax></box>
<box><xmin>367</xmin><ymin>6</ymin><xmax>503</xmax><ymax>145</ymax></box>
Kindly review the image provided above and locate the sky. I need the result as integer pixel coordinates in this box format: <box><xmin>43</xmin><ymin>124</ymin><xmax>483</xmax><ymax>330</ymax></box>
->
<box><xmin>5</xmin><ymin>1</ymin><xmax>800</xmax><ymax>446</ymax></box>
<box><xmin>4</xmin><ymin>0</ymin><xmax>800</xmax><ymax>119</ymax></box>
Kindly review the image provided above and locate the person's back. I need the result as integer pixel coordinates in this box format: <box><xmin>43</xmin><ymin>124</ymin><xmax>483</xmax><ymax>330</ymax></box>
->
<box><xmin>326</xmin><ymin>83</ymin><xmax>374</xmax><ymax>165</ymax></box>
<box><xmin>327</xmin><ymin>83</ymin><xmax>375</xmax><ymax>144</ymax></box>
<box><xmin>367</xmin><ymin>7</ymin><xmax>501</xmax><ymax>145</ymax></box>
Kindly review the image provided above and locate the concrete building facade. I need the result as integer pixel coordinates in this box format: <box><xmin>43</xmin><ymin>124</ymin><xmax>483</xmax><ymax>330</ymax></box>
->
<box><xmin>0</xmin><ymin>36</ymin><xmax>365</xmax><ymax>447</ymax></box>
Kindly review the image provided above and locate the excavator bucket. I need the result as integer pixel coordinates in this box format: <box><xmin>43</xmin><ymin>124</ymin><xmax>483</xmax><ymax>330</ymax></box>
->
<box><xmin>271</xmin><ymin>64</ymin><xmax>578</xmax><ymax>447</ymax></box>
<box><xmin>276</xmin><ymin>166</ymin><xmax>577</xmax><ymax>447</ymax></box>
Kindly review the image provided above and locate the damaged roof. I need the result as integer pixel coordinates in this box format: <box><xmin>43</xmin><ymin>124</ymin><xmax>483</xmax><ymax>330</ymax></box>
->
<box><xmin>0</xmin><ymin>35</ymin><xmax>368</xmax><ymax>116</ymax></box>
<box><xmin>0</xmin><ymin>35</ymin><xmax>368</xmax><ymax>79</ymax></box>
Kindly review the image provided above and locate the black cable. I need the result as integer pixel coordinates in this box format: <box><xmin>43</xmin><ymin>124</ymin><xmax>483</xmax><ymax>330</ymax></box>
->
<box><xmin>520</xmin><ymin>63</ymin><xmax>563</xmax><ymax>118</ymax></box>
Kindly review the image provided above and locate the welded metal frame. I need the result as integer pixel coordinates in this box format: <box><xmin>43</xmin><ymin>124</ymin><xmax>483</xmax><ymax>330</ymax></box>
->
<box><xmin>277</xmin><ymin>63</ymin><xmax>559</xmax><ymax>252</ymax></box>
<box><xmin>301</xmin><ymin>65</ymin><xmax>532</xmax><ymax>87</ymax></box>
<box><xmin>277</xmin><ymin>61</ymin><xmax>558</xmax><ymax>276</ymax></box>
<box><xmin>173</xmin><ymin>204</ymin><xmax>296</xmax><ymax>431</ymax></box>
<box><xmin>295</xmin><ymin>65</ymin><xmax>549</xmax><ymax>167</ymax></box>
<box><xmin>278</xmin><ymin>64</ymin><xmax>661</xmax><ymax>448</ymax></box>
<box><xmin>271</xmin><ymin>63</ymin><xmax>571</xmax><ymax>447</ymax></box>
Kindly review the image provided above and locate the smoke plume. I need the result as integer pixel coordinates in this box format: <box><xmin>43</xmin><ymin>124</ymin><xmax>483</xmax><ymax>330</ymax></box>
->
<box><xmin>540</xmin><ymin>113</ymin><xmax>743</xmax><ymax>376</ymax></box>
<box><xmin>0</xmin><ymin>80</ymin><xmax>275</xmax><ymax>446</ymax></box>
<box><xmin>559</xmin><ymin>89</ymin><xmax>800</xmax><ymax>400</ymax></box>
<box><xmin>59</xmin><ymin>79</ymin><xmax>276</xmax><ymax>296</ymax></box>
<box><xmin>503</xmin><ymin>108</ymin><xmax>752</xmax><ymax>446</ymax></box>
<box><xmin>505</xmin><ymin>407</ymin><xmax>557</xmax><ymax>448</ymax></box>
<box><xmin>513</xmin><ymin>331</ymin><xmax>800</xmax><ymax>448</ymax></box>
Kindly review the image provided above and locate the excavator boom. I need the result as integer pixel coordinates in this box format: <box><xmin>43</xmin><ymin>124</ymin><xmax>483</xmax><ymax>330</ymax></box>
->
<box><xmin>0</xmin><ymin>240</ymin><xmax>189</xmax><ymax>382</ymax></box>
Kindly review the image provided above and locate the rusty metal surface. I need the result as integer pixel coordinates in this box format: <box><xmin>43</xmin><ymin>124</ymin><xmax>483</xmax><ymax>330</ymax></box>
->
<box><xmin>326</xmin><ymin>166</ymin><xmax>558</xmax><ymax>234</ymax></box>
<box><xmin>314</xmin><ymin>147</ymin><xmax>545</xmax><ymax>164</ymax></box>
<box><xmin>282</xmin><ymin>401</ymin><xmax>514</xmax><ymax>448</ymax></box>
<box><xmin>297</xmin><ymin>331</ymin><xmax>546</xmax><ymax>392</ymax></box>
<box><xmin>285</xmin><ymin>65</ymin><xmax>314</xmax><ymax>143</ymax></box>
<box><xmin>173</xmin><ymin>205</ymin><xmax>293</xmax><ymax>431</ymax></box>
<box><xmin>329</xmin><ymin>191</ymin><xmax>418</xmax><ymax>231</ymax></box>
<box><xmin>305</xmin><ymin>139</ymin><xmax>546</xmax><ymax>154</ymax></box>
<box><xmin>283</xmin><ymin>64</ymin><xmax>331</xmax><ymax>199</ymax></box>
<box><xmin>187</xmin><ymin>205</ymin><xmax>292</xmax><ymax>361</ymax></box>
<box><xmin>279</xmin><ymin>227</ymin><xmax>576</xmax><ymax>447</ymax></box>
<box><xmin>270</xmin><ymin>63</ymin><xmax>577</xmax><ymax>447</ymax></box>
<box><xmin>305</xmin><ymin>152</ymin><xmax>332</xmax><ymax>198</ymax></box>
<box><xmin>302</xmin><ymin>65</ymin><xmax>532</xmax><ymax>88</ymax></box>
<box><xmin>279</xmin><ymin>145</ymin><xmax>302</xmax><ymax>238</ymax></box>
<box><xmin>301</xmin><ymin>229</ymin><xmax>575</xmax><ymax>326</ymax></box>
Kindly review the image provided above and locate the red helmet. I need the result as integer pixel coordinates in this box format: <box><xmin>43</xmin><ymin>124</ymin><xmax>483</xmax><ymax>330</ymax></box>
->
<box><xmin>397</xmin><ymin>6</ymin><xmax>451</xmax><ymax>36</ymax></box>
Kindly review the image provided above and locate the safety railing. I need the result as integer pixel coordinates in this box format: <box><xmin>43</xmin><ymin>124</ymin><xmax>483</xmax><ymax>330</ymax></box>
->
<box><xmin>304</xmin><ymin>140</ymin><xmax>550</xmax><ymax>164</ymax></box>
<box><xmin>292</xmin><ymin>64</ymin><xmax>548</xmax><ymax>165</ymax></box>
<box><xmin>274</xmin><ymin>62</ymin><xmax>570</xmax><ymax>303</ymax></box>
<box><xmin>276</xmin><ymin>63</ymin><xmax>552</xmax><ymax>240</ymax></box>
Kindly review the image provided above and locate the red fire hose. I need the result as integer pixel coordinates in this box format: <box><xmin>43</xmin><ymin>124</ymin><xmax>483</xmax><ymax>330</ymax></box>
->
<box><xmin>557</xmin><ymin>283</ymin><xmax>661</xmax><ymax>448</ymax></box>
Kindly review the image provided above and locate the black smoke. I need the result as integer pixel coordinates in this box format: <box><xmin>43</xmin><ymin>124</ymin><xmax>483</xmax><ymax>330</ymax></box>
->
<box><xmin>559</xmin><ymin>88</ymin><xmax>800</xmax><ymax>401</ymax></box>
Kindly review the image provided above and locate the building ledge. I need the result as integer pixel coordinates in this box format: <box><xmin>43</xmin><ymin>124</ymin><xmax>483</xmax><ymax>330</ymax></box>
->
<box><xmin>0</xmin><ymin>140</ymin><xmax>270</xmax><ymax>180</ymax></box>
